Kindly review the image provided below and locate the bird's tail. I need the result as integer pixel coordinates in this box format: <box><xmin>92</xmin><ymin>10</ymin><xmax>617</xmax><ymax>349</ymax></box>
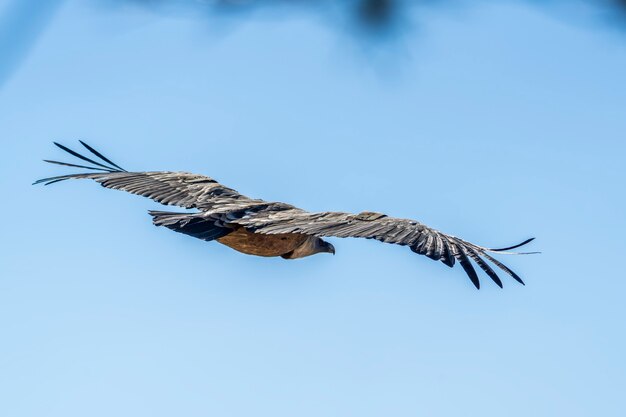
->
<box><xmin>149</xmin><ymin>211</ymin><xmax>231</xmax><ymax>242</ymax></box>
<box><xmin>33</xmin><ymin>141</ymin><xmax>127</xmax><ymax>185</ymax></box>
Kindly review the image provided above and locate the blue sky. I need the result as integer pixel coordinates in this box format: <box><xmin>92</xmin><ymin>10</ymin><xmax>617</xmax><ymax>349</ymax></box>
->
<box><xmin>1</xmin><ymin>1</ymin><xmax>625</xmax><ymax>416</ymax></box>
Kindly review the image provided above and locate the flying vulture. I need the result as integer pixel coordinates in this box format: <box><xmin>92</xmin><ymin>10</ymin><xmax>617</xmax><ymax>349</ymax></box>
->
<box><xmin>35</xmin><ymin>141</ymin><xmax>536</xmax><ymax>289</ymax></box>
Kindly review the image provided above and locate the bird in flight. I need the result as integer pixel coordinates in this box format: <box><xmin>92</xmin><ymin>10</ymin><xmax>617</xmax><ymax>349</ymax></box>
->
<box><xmin>35</xmin><ymin>141</ymin><xmax>536</xmax><ymax>289</ymax></box>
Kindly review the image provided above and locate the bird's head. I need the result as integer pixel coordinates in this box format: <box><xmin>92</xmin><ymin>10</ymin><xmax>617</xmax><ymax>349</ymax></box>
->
<box><xmin>317</xmin><ymin>238</ymin><xmax>335</xmax><ymax>255</ymax></box>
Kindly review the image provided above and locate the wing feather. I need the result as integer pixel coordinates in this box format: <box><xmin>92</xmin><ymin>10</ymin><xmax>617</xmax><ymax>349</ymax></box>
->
<box><xmin>454</xmin><ymin>246</ymin><xmax>481</xmax><ymax>290</ymax></box>
<box><xmin>463</xmin><ymin>244</ymin><xmax>503</xmax><ymax>288</ymax></box>
<box><xmin>235</xmin><ymin>209</ymin><xmax>533</xmax><ymax>289</ymax></box>
<box><xmin>38</xmin><ymin>169</ymin><xmax>254</xmax><ymax>210</ymax></box>
<box><xmin>36</xmin><ymin>142</ymin><xmax>255</xmax><ymax>209</ymax></box>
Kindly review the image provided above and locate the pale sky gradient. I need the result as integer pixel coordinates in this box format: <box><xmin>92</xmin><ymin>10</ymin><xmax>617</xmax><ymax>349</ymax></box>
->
<box><xmin>1</xmin><ymin>1</ymin><xmax>625</xmax><ymax>416</ymax></box>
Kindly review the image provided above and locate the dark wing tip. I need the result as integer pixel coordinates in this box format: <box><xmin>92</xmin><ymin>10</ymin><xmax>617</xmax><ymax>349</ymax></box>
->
<box><xmin>481</xmin><ymin>252</ymin><xmax>526</xmax><ymax>286</ymax></box>
<box><xmin>53</xmin><ymin>141</ymin><xmax>71</xmax><ymax>152</ymax></box>
<box><xmin>490</xmin><ymin>237</ymin><xmax>535</xmax><ymax>252</ymax></box>
<box><xmin>457</xmin><ymin>251</ymin><xmax>480</xmax><ymax>290</ymax></box>
<box><xmin>51</xmin><ymin>141</ymin><xmax>120</xmax><ymax>171</ymax></box>
<box><xmin>465</xmin><ymin>247</ymin><xmax>504</xmax><ymax>288</ymax></box>
<box><xmin>43</xmin><ymin>159</ymin><xmax>116</xmax><ymax>172</ymax></box>
<box><xmin>33</xmin><ymin>174</ymin><xmax>70</xmax><ymax>185</ymax></box>
<box><xmin>79</xmin><ymin>140</ymin><xmax>127</xmax><ymax>172</ymax></box>
<box><xmin>43</xmin><ymin>178</ymin><xmax>68</xmax><ymax>186</ymax></box>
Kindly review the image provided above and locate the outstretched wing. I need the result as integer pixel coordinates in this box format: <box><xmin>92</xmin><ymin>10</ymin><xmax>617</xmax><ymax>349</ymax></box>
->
<box><xmin>234</xmin><ymin>210</ymin><xmax>536</xmax><ymax>289</ymax></box>
<box><xmin>35</xmin><ymin>142</ymin><xmax>535</xmax><ymax>289</ymax></box>
<box><xmin>34</xmin><ymin>141</ymin><xmax>256</xmax><ymax>210</ymax></box>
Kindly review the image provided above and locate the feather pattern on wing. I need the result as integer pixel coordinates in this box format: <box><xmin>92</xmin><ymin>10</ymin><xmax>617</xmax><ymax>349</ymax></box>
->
<box><xmin>231</xmin><ymin>209</ymin><xmax>533</xmax><ymax>289</ymax></box>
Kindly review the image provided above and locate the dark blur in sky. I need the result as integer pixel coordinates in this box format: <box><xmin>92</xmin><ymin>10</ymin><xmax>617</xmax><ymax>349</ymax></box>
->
<box><xmin>103</xmin><ymin>0</ymin><xmax>626</xmax><ymax>30</ymax></box>
<box><xmin>2</xmin><ymin>0</ymin><xmax>626</xmax><ymax>88</ymax></box>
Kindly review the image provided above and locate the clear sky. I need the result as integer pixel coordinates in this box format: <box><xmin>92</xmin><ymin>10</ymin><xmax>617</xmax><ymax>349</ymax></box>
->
<box><xmin>1</xmin><ymin>1</ymin><xmax>625</xmax><ymax>416</ymax></box>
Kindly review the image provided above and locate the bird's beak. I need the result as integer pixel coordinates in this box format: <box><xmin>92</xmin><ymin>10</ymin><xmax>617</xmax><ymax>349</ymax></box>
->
<box><xmin>328</xmin><ymin>243</ymin><xmax>335</xmax><ymax>255</ymax></box>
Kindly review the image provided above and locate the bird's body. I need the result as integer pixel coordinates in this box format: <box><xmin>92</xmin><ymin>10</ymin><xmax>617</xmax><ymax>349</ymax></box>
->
<box><xmin>36</xmin><ymin>142</ymin><xmax>536</xmax><ymax>289</ymax></box>
<box><xmin>216</xmin><ymin>227</ymin><xmax>309</xmax><ymax>257</ymax></box>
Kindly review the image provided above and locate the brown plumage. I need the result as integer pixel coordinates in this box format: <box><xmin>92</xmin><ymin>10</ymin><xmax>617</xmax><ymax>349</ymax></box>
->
<box><xmin>35</xmin><ymin>142</ymin><xmax>537</xmax><ymax>289</ymax></box>
<box><xmin>216</xmin><ymin>227</ymin><xmax>310</xmax><ymax>257</ymax></box>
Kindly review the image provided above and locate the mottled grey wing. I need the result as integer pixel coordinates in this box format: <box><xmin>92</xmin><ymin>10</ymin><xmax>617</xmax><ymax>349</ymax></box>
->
<box><xmin>34</xmin><ymin>141</ymin><xmax>254</xmax><ymax>210</ymax></box>
<box><xmin>147</xmin><ymin>201</ymin><xmax>296</xmax><ymax>241</ymax></box>
<box><xmin>236</xmin><ymin>210</ymin><xmax>534</xmax><ymax>289</ymax></box>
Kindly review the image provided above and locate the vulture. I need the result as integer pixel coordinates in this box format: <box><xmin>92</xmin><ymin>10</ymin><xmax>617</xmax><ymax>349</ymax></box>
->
<box><xmin>35</xmin><ymin>141</ymin><xmax>537</xmax><ymax>289</ymax></box>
